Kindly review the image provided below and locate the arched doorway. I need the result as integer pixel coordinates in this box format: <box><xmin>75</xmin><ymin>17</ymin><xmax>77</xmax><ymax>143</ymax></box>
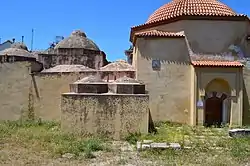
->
<box><xmin>204</xmin><ymin>79</ymin><xmax>231</xmax><ymax>127</ymax></box>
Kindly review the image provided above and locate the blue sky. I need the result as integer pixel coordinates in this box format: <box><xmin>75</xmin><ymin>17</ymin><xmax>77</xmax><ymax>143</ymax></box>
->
<box><xmin>0</xmin><ymin>0</ymin><xmax>249</xmax><ymax>61</ymax></box>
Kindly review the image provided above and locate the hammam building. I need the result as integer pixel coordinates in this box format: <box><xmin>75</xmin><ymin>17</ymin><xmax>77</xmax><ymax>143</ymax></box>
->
<box><xmin>1</xmin><ymin>0</ymin><xmax>250</xmax><ymax>131</ymax></box>
<box><xmin>129</xmin><ymin>0</ymin><xmax>250</xmax><ymax>126</ymax></box>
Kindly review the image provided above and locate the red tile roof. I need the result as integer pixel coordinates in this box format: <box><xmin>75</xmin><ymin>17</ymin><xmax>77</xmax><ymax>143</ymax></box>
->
<box><xmin>133</xmin><ymin>30</ymin><xmax>185</xmax><ymax>43</ymax></box>
<box><xmin>147</xmin><ymin>0</ymin><xmax>237</xmax><ymax>24</ymax></box>
<box><xmin>130</xmin><ymin>0</ymin><xmax>248</xmax><ymax>38</ymax></box>
<box><xmin>191</xmin><ymin>60</ymin><xmax>244</xmax><ymax>67</ymax></box>
<box><xmin>135</xmin><ymin>30</ymin><xmax>185</xmax><ymax>38</ymax></box>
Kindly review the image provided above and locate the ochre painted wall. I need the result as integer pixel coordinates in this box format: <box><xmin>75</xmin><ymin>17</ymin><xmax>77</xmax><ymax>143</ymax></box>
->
<box><xmin>33</xmin><ymin>72</ymin><xmax>95</xmax><ymax>120</ymax></box>
<box><xmin>138</xmin><ymin>20</ymin><xmax>249</xmax><ymax>56</ymax></box>
<box><xmin>0</xmin><ymin>62</ymin><xmax>32</xmax><ymax>120</ymax></box>
<box><xmin>61</xmin><ymin>94</ymin><xmax>149</xmax><ymax>140</ymax></box>
<box><xmin>134</xmin><ymin>19</ymin><xmax>250</xmax><ymax>125</ymax></box>
<box><xmin>135</xmin><ymin>37</ymin><xmax>191</xmax><ymax>123</ymax></box>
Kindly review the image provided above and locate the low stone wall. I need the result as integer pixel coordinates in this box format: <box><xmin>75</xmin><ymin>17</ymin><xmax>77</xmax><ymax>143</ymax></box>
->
<box><xmin>61</xmin><ymin>93</ymin><xmax>149</xmax><ymax>140</ymax></box>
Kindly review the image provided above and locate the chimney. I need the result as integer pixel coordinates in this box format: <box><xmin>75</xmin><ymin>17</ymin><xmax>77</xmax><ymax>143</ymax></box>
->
<box><xmin>12</xmin><ymin>38</ymin><xmax>15</xmax><ymax>43</ymax></box>
<box><xmin>22</xmin><ymin>36</ymin><xmax>24</xmax><ymax>43</ymax></box>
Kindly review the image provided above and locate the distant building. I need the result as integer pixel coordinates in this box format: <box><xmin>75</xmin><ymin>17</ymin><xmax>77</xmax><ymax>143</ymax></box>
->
<box><xmin>0</xmin><ymin>40</ymin><xmax>13</xmax><ymax>51</ymax></box>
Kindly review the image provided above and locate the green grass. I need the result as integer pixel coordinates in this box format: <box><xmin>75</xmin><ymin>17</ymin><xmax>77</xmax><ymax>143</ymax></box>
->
<box><xmin>127</xmin><ymin>122</ymin><xmax>250</xmax><ymax>165</ymax></box>
<box><xmin>0</xmin><ymin>120</ymin><xmax>110</xmax><ymax>159</ymax></box>
<box><xmin>2</xmin><ymin>120</ymin><xmax>250</xmax><ymax>165</ymax></box>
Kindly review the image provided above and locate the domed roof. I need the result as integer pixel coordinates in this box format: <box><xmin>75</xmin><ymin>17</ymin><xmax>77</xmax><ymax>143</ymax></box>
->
<box><xmin>54</xmin><ymin>30</ymin><xmax>100</xmax><ymax>51</ymax></box>
<box><xmin>11</xmin><ymin>42</ymin><xmax>29</xmax><ymax>50</ymax></box>
<box><xmin>147</xmin><ymin>0</ymin><xmax>237</xmax><ymax>24</ymax></box>
<box><xmin>100</xmin><ymin>59</ymin><xmax>135</xmax><ymax>71</ymax></box>
<box><xmin>0</xmin><ymin>42</ymin><xmax>33</xmax><ymax>57</ymax></box>
<box><xmin>41</xmin><ymin>65</ymin><xmax>95</xmax><ymax>73</ymax></box>
<box><xmin>74</xmin><ymin>75</ymin><xmax>104</xmax><ymax>84</ymax></box>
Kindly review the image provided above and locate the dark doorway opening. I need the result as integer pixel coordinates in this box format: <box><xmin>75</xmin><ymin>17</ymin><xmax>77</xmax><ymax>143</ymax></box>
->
<box><xmin>205</xmin><ymin>96</ymin><xmax>223</xmax><ymax>127</ymax></box>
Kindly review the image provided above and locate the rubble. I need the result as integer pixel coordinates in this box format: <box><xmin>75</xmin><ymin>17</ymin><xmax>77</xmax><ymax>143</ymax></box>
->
<box><xmin>137</xmin><ymin>140</ymin><xmax>181</xmax><ymax>151</ymax></box>
<box><xmin>229</xmin><ymin>129</ymin><xmax>250</xmax><ymax>138</ymax></box>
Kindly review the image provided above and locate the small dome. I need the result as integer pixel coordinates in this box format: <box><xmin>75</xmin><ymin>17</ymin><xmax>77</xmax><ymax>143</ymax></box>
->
<box><xmin>41</xmin><ymin>65</ymin><xmax>95</xmax><ymax>73</ymax></box>
<box><xmin>147</xmin><ymin>0</ymin><xmax>237</xmax><ymax>24</ymax></box>
<box><xmin>11</xmin><ymin>42</ymin><xmax>28</xmax><ymax>51</ymax></box>
<box><xmin>100</xmin><ymin>59</ymin><xmax>135</xmax><ymax>71</ymax></box>
<box><xmin>74</xmin><ymin>75</ymin><xmax>104</xmax><ymax>84</ymax></box>
<box><xmin>54</xmin><ymin>30</ymin><xmax>100</xmax><ymax>51</ymax></box>
<box><xmin>0</xmin><ymin>42</ymin><xmax>32</xmax><ymax>57</ymax></box>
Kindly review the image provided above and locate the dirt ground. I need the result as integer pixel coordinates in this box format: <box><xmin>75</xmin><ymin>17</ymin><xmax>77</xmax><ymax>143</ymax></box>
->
<box><xmin>0</xmin><ymin>141</ymin><xmax>165</xmax><ymax>166</ymax></box>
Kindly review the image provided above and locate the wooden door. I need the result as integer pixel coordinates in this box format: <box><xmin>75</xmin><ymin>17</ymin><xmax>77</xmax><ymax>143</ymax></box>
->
<box><xmin>205</xmin><ymin>97</ymin><xmax>223</xmax><ymax>127</ymax></box>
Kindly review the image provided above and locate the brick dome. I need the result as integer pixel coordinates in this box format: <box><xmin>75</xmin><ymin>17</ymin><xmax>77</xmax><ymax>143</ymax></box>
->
<box><xmin>147</xmin><ymin>0</ymin><xmax>237</xmax><ymax>23</ymax></box>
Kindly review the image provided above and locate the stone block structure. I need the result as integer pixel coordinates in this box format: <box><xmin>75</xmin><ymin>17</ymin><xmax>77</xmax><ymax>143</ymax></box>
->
<box><xmin>61</xmin><ymin>76</ymin><xmax>149</xmax><ymax>140</ymax></box>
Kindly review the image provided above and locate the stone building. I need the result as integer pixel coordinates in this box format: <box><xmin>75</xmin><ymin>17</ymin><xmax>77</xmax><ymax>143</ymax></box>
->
<box><xmin>2</xmin><ymin>0</ymin><xmax>250</xmax><ymax>131</ymax></box>
<box><xmin>130</xmin><ymin>0</ymin><xmax>250</xmax><ymax>126</ymax></box>
<box><xmin>61</xmin><ymin>75</ymin><xmax>149</xmax><ymax>139</ymax></box>
<box><xmin>38</xmin><ymin>30</ymin><xmax>108</xmax><ymax>69</ymax></box>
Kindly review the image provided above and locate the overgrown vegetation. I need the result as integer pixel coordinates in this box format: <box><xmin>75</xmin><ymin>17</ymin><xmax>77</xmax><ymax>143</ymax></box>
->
<box><xmin>1</xmin><ymin>120</ymin><xmax>250</xmax><ymax>165</ymax></box>
<box><xmin>0</xmin><ymin>120</ymin><xmax>110</xmax><ymax>159</ymax></box>
<box><xmin>130</xmin><ymin>122</ymin><xmax>250</xmax><ymax>165</ymax></box>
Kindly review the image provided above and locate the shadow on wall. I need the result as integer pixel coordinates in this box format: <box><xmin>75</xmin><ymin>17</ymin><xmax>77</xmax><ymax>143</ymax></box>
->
<box><xmin>148</xmin><ymin>109</ymin><xmax>156</xmax><ymax>133</ymax></box>
<box><xmin>137</xmin><ymin>38</ymin><xmax>191</xmax><ymax>64</ymax></box>
<box><xmin>243</xmin><ymin>80</ymin><xmax>250</xmax><ymax>125</ymax></box>
<box><xmin>31</xmin><ymin>74</ymin><xmax>40</xmax><ymax>99</ymax></box>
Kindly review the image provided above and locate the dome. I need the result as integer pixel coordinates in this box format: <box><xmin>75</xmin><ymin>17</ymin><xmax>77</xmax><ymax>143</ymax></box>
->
<box><xmin>41</xmin><ymin>65</ymin><xmax>95</xmax><ymax>73</ymax></box>
<box><xmin>0</xmin><ymin>42</ymin><xmax>33</xmax><ymax>57</ymax></box>
<box><xmin>54</xmin><ymin>30</ymin><xmax>100</xmax><ymax>51</ymax></box>
<box><xmin>74</xmin><ymin>75</ymin><xmax>104</xmax><ymax>84</ymax></box>
<box><xmin>147</xmin><ymin>0</ymin><xmax>237</xmax><ymax>24</ymax></box>
<box><xmin>100</xmin><ymin>59</ymin><xmax>135</xmax><ymax>71</ymax></box>
<box><xmin>11</xmin><ymin>42</ymin><xmax>28</xmax><ymax>51</ymax></box>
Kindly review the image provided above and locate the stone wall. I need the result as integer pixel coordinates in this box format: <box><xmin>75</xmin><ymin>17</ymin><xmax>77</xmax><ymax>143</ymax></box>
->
<box><xmin>61</xmin><ymin>94</ymin><xmax>149</xmax><ymax>140</ymax></box>
<box><xmin>0</xmin><ymin>61</ymin><xmax>32</xmax><ymax>120</ymax></box>
<box><xmin>32</xmin><ymin>72</ymin><xmax>96</xmax><ymax>120</ymax></box>
<box><xmin>38</xmin><ymin>49</ymin><xmax>103</xmax><ymax>69</ymax></box>
<box><xmin>134</xmin><ymin>37</ymin><xmax>191</xmax><ymax>123</ymax></box>
<box><xmin>101</xmin><ymin>71</ymin><xmax>135</xmax><ymax>82</ymax></box>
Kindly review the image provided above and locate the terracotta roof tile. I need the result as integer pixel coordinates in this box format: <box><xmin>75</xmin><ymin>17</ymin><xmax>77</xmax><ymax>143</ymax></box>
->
<box><xmin>130</xmin><ymin>0</ymin><xmax>248</xmax><ymax>33</ymax></box>
<box><xmin>133</xmin><ymin>30</ymin><xmax>185</xmax><ymax>43</ymax></box>
<box><xmin>135</xmin><ymin>30</ymin><xmax>185</xmax><ymax>38</ymax></box>
<box><xmin>191</xmin><ymin>60</ymin><xmax>244</xmax><ymax>67</ymax></box>
<box><xmin>147</xmin><ymin>0</ymin><xmax>237</xmax><ymax>24</ymax></box>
